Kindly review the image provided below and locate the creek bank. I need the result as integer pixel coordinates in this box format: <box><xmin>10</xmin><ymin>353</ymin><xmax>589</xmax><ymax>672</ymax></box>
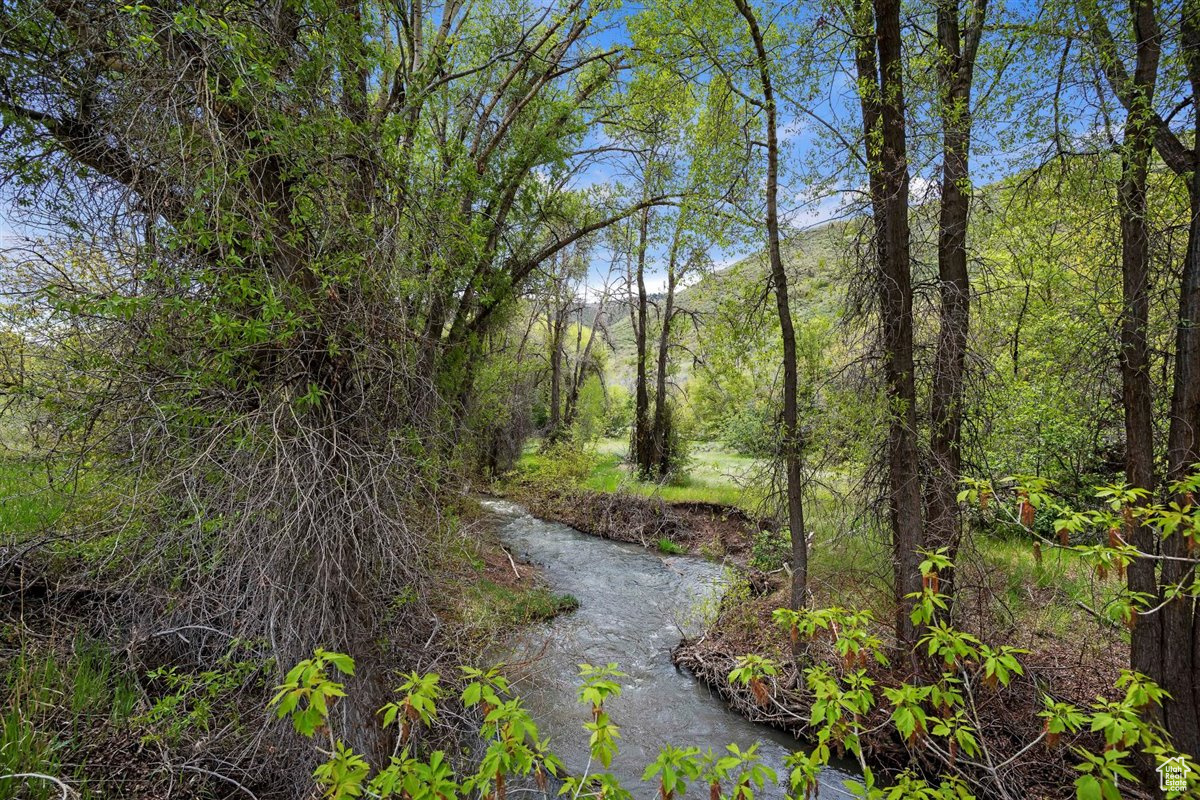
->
<box><xmin>438</xmin><ymin>498</ymin><xmax>581</xmax><ymax>641</ymax></box>
<box><xmin>491</xmin><ymin>486</ymin><xmax>1137</xmax><ymax>797</ymax></box>
<box><xmin>674</xmin><ymin>584</ymin><xmax>1140</xmax><ymax>800</ymax></box>
<box><xmin>500</xmin><ymin>484</ymin><xmax>771</xmax><ymax>563</ymax></box>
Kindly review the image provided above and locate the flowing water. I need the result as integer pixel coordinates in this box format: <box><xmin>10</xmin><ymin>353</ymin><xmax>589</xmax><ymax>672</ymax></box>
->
<box><xmin>482</xmin><ymin>498</ymin><xmax>858</xmax><ymax>799</ymax></box>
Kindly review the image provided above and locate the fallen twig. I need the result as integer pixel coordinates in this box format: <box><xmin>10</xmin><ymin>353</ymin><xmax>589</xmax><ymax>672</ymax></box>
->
<box><xmin>500</xmin><ymin>546</ymin><xmax>522</xmax><ymax>579</ymax></box>
<box><xmin>1</xmin><ymin>773</ymin><xmax>79</xmax><ymax>800</ymax></box>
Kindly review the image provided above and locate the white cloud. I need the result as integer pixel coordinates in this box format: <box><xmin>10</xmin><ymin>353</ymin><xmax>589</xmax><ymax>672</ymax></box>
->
<box><xmin>909</xmin><ymin>174</ymin><xmax>939</xmax><ymax>203</ymax></box>
<box><xmin>641</xmin><ymin>271</ymin><xmax>670</xmax><ymax>294</ymax></box>
<box><xmin>784</xmin><ymin>185</ymin><xmax>849</xmax><ymax>229</ymax></box>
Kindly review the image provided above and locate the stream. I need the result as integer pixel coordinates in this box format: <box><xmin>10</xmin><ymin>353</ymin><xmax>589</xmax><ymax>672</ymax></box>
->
<box><xmin>482</xmin><ymin>498</ymin><xmax>858</xmax><ymax>799</ymax></box>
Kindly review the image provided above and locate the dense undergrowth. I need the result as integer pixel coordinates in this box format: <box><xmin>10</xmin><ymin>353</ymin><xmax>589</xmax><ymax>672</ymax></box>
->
<box><xmin>0</xmin><ymin>454</ymin><xmax>574</xmax><ymax>799</ymax></box>
<box><xmin>2</xmin><ymin>641</ymin><xmax>138</xmax><ymax>800</ymax></box>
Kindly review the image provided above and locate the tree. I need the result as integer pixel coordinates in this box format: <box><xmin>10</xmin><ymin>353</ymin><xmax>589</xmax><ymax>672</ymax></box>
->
<box><xmin>729</xmin><ymin>0</ymin><xmax>808</xmax><ymax>610</ymax></box>
<box><xmin>647</xmin><ymin>80</ymin><xmax>745</xmax><ymax>477</ymax></box>
<box><xmin>564</xmin><ymin>280</ymin><xmax>612</xmax><ymax>431</ymax></box>
<box><xmin>614</xmin><ymin>67</ymin><xmax>693</xmax><ymax>478</ymax></box>
<box><xmin>629</xmin><ymin>0</ymin><xmax>810</xmax><ymax>608</ymax></box>
<box><xmin>0</xmin><ymin>0</ymin><xmax>669</xmax><ymax>754</ymax></box>
<box><xmin>543</xmin><ymin>248</ymin><xmax>589</xmax><ymax>443</ymax></box>
<box><xmin>1081</xmin><ymin>0</ymin><xmax>1200</xmax><ymax>756</ymax></box>
<box><xmin>847</xmin><ymin>0</ymin><xmax>924</xmax><ymax>647</ymax></box>
<box><xmin>924</xmin><ymin>0</ymin><xmax>987</xmax><ymax>594</ymax></box>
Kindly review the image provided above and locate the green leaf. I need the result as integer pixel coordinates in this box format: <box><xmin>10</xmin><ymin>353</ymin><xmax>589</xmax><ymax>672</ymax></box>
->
<box><xmin>1075</xmin><ymin>775</ymin><xmax>1102</xmax><ymax>800</ymax></box>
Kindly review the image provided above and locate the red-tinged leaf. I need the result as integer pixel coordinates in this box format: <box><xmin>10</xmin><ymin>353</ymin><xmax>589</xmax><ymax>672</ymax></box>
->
<box><xmin>750</xmin><ymin>678</ymin><xmax>769</xmax><ymax>707</ymax></box>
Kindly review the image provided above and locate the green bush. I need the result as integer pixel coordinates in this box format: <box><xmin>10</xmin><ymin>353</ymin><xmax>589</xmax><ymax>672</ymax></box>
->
<box><xmin>136</xmin><ymin>644</ymin><xmax>270</xmax><ymax>746</ymax></box>
<box><xmin>719</xmin><ymin>406</ymin><xmax>777</xmax><ymax>457</ymax></box>
<box><xmin>602</xmin><ymin>384</ymin><xmax>634</xmax><ymax>438</ymax></box>
<box><xmin>659</xmin><ymin>404</ymin><xmax>693</xmax><ymax>481</ymax></box>
<box><xmin>749</xmin><ymin>529</ymin><xmax>789</xmax><ymax>570</ymax></box>
<box><xmin>515</xmin><ymin>439</ymin><xmax>596</xmax><ymax>489</ymax></box>
<box><xmin>273</xmin><ymin>598</ymin><xmax>1199</xmax><ymax>800</ymax></box>
<box><xmin>571</xmin><ymin>375</ymin><xmax>608</xmax><ymax>444</ymax></box>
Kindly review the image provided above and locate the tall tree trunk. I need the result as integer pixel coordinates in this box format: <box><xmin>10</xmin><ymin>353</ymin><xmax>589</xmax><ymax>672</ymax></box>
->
<box><xmin>547</xmin><ymin>304</ymin><xmax>566</xmax><ymax>441</ymax></box>
<box><xmin>732</xmin><ymin>0</ymin><xmax>807</xmax><ymax>610</ymax></box>
<box><xmin>546</xmin><ymin>257</ymin><xmax>571</xmax><ymax>443</ymax></box>
<box><xmin>1114</xmin><ymin>0</ymin><xmax>1164</xmax><ymax>705</ymax></box>
<box><xmin>1160</xmin><ymin>0</ymin><xmax>1200</xmax><ymax>757</ymax></box>
<box><xmin>633</xmin><ymin>206</ymin><xmax>654</xmax><ymax>475</ymax></box>
<box><xmin>1081</xmin><ymin>0</ymin><xmax>1199</xmax><ymax>755</ymax></box>
<box><xmin>562</xmin><ymin>302</ymin><xmax>586</xmax><ymax>426</ymax></box>
<box><xmin>854</xmin><ymin>0</ymin><xmax>923</xmax><ymax>647</ymax></box>
<box><xmin>925</xmin><ymin>0</ymin><xmax>985</xmax><ymax>597</ymax></box>
<box><xmin>854</xmin><ymin>0</ymin><xmax>916</xmax><ymax>642</ymax></box>
<box><xmin>565</xmin><ymin>296</ymin><xmax>606</xmax><ymax>427</ymax></box>
<box><xmin>1162</xmin><ymin>169</ymin><xmax>1200</xmax><ymax>760</ymax></box>
<box><xmin>652</xmin><ymin>225</ymin><xmax>682</xmax><ymax>476</ymax></box>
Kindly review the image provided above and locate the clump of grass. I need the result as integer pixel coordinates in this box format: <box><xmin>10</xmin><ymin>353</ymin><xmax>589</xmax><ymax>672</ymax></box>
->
<box><xmin>457</xmin><ymin>579</ymin><xmax>579</xmax><ymax>634</ymax></box>
<box><xmin>514</xmin><ymin>588</ymin><xmax>579</xmax><ymax>620</ymax></box>
<box><xmin>0</xmin><ymin>458</ymin><xmax>67</xmax><ymax>541</ymax></box>
<box><xmin>1</xmin><ymin>639</ymin><xmax>139</xmax><ymax>800</ymax></box>
<box><xmin>656</xmin><ymin>537</ymin><xmax>686</xmax><ymax>555</ymax></box>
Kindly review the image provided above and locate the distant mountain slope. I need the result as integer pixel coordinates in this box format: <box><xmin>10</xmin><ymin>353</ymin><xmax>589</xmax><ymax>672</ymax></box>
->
<box><xmin>600</xmin><ymin>221</ymin><xmax>849</xmax><ymax>389</ymax></box>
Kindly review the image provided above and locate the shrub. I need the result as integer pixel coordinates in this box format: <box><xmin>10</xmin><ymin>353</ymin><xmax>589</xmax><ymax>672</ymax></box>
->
<box><xmin>719</xmin><ymin>406</ymin><xmax>777</xmax><ymax>457</ymax></box>
<box><xmin>515</xmin><ymin>440</ymin><xmax>596</xmax><ymax>489</ymax></box>
<box><xmin>602</xmin><ymin>385</ymin><xmax>634</xmax><ymax>438</ymax></box>
<box><xmin>749</xmin><ymin>529</ymin><xmax>790</xmax><ymax>571</ymax></box>
<box><xmin>273</xmin><ymin>630</ymin><xmax>1200</xmax><ymax>800</ymax></box>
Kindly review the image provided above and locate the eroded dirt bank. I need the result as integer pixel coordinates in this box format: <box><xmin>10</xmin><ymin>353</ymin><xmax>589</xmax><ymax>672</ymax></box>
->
<box><xmin>503</xmin><ymin>485</ymin><xmax>768</xmax><ymax>559</ymax></box>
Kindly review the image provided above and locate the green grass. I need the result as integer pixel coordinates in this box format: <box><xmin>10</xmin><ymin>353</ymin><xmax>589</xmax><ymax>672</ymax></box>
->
<box><xmin>518</xmin><ymin>436</ymin><xmax>836</xmax><ymax>514</ymax></box>
<box><xmin>0</xmin><ymin>458</ymin><xmax>69</xmax><ymax>540</ymax></box>
<box><xmin>970</xmin><ymin>531</ymin><xmax>1129</xmax><ymax>634</ymax></box>
<box><xmin>514</xmin><ymin>587</ymin><xmax>580</xmax><ymax>619</ymax></box>
<box><xmin>456</xmin><ymin>577</ymin><xmax>579</xmax><ymax>633</ymax></box>
<box><xmin>573</xmin><ymin>438</ymin><xmax>764</xmax><ymax>509</ymax></box>
<box><xmin>656</xmin><ymin>537</ymin><xmax>686</xmax><ymax>554</ymax></box>
<box><xmin>686</xmin><ymin>442</ymin><xmax>764</xmax><ymax>489</ymax></box>
<box><xmin>2</xmin><ymin>641</ymin><xmax>138</xmax><ymax>800</ymax></box>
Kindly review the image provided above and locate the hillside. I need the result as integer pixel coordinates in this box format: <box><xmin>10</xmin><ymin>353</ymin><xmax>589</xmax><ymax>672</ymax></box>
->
<box><xmin>600</xmin><ymin>221</ymin><xmax>849</xmax><ymax>388</ymax></box>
